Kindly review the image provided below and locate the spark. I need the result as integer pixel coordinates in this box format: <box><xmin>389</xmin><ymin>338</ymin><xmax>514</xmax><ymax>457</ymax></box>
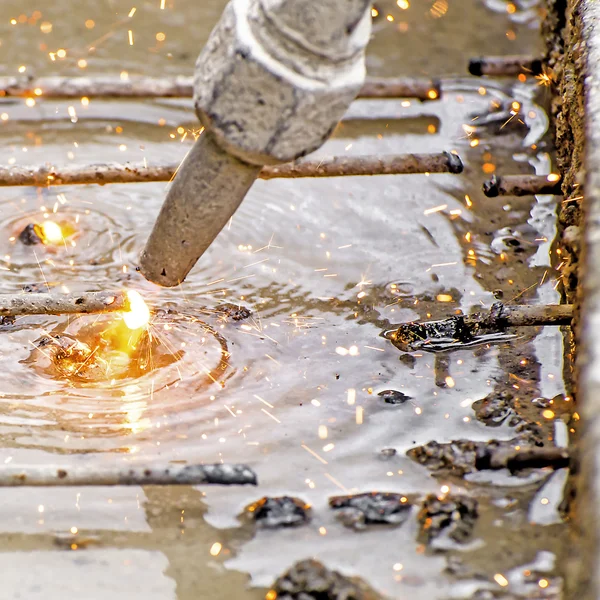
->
<box><xmin>356</xmin><ymin>406</ymin><xmax>363</xmax><ymax>424</ymax></box>
<box><xmin>253</xmin><ymin>394</ymin><xmax>273</xmax><ymax>408</ymax></box>
<box><xmin>324</xmin><ymin>472</ymin><xmax>349</xmax><ymax>492</ymax></box>
<box><xmin>301</xmin><ymin>444</ymin><xmax>328</xmax><ymax>465</ymax></box>
<box><xmin>128</xmin><ymin>30</ymin><xmax>134</xmax><ymax>45</ymax></box>
<box><xmin>261</xmin><ymin>408</ymin><xmax>280</xmax><ymax>423</ymax></box>
<box><xmin>264</xmin><ymin>354</ymin><xmax>280</xmax><ymax>365</ymax></box>
<box><xmin>423</xmin><ymin>204</ymin><xmax>447</xmax><ymax>215</ymax></box>
<box><xmin>536</xmin><ymin>70</ymin><xmax>553</xmax><ymax>87</ymax></box>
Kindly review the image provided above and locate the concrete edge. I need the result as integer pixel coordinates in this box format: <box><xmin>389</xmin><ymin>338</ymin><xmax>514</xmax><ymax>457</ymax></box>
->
<box><xmin>574</xmin><ymin>0</ymin><xmax>600</xmax><ymax>598</ymax></box>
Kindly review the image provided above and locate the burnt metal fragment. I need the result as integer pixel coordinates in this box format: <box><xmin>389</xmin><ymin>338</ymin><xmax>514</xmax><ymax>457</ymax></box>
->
<box><xmin>408</xmin><ymin>439</ymin><xmax>484</xmax><ymax>476</ymax></box>
<box><xmin>379</xmin><ymin>448</ymin><xmax>397</xmax><ymax>460</ymax></box>
<box><xmin>472</xmin><ymin>391</ymin><xmax>521</xmax><ymax>427</ymax></box>
<box><xmin>329</xmin><ymin>492</ymin><xmax>412</xmax><ymax>530</ymax></box>
<box><xmin>377</xmin><ymin>389</ymin><xmax>411</xmax><ymax>405</ymax></box>
<box><xmin>270</xmin><ymin>559</ymin><xmax>383</xmax><ymax>600</ymax></box>
<box><xmin>385</xmin><ymin>302</ymin><xmax>573</xmax><ymax>352</ymax></box>
<box><xmin>22</xmin><ymin>283</ymin><xmax>46</xmax><ymax>293</ymax></box>
<box><xmin>214</xmin><ymin>302</ymin><xmax>252</xmax><ymax>321</ymax></box>
<box><xmin>246</xmin><ymin>496</ymin><xmax>311</xmax><ymax>528</ymax></box>
<box><xmin>0</xmin><ymin>315</ymin><xmax>15</xmax><ymax>328</ymax></box>
<box><xmin>18</xmin><ymin>223</ymin><xmax>44</xmax><ymax>245</ymax></box>
<box><xmin>418</xmin><ymin>493</ymin><xmax>478</xmax><ymax>545</ymax></box>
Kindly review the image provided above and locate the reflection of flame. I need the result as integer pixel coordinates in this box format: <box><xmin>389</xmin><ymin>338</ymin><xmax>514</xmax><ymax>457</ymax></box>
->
<box><xmin>122</xmin><ymin>290</ymin><xmax>150</xmax><ymax>330</ymax></box>
<box><xmin>122</xmin><ymin>384</ymin><xmax>151</xmax><ymax>435</ymax></box>
<box><xmin>40</xmin><ymin>221</ymin><xmax>63</xmax><ymax>244</ymax></box>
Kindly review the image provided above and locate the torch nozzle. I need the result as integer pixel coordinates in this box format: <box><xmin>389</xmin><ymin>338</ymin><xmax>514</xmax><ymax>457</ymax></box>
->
<box><xmin>139</xmin><ymin>131</ymin><xmax>261</xmax><ymax>287</ymax></box>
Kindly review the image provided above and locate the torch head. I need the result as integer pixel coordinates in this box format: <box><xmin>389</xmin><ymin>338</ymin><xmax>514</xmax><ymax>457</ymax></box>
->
<box><xmin>138</xmin><ymin>0</ymin><xmax>371</xmax><ymax>287</ymax></box>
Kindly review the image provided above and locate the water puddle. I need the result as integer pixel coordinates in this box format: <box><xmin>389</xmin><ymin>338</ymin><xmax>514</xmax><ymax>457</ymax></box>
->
<box><xmin>0</xmin><ymin>0</ymin><xmax>570</xmax><ymax>598</ymax></box>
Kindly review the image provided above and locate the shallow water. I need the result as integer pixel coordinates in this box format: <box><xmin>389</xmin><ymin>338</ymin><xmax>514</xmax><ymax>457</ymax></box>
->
<box><xmin>0</xmin><ymin>1</ymin><xmax>571</xmax><ymax>599</ymax></box>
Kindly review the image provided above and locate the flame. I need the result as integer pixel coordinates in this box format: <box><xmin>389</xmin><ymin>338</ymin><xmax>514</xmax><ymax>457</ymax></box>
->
<box><xmin>122</xmin><ymin>290</ymin><xmax>150</xmax><ymax>330</ymax></box>
<box><xmin>40</xmin><ymin>220</ymin><xmax>63</xmax><ymax>244</ymax></box>
<box><xmin>97</xmin><ymin>290</ymin><xmax>150</xmax><ymax>375</ymax></box>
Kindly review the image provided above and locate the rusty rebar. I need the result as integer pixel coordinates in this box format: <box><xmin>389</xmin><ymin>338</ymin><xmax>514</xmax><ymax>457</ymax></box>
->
<box><xmin>387</xmin><ymin>303</ymin><xmax>574</xmax><ymax>353</ymax></box>
<box><xmin>476</xmin><ymin>446</ymin><xmax>571</xmax><ymax>473</ymax></box>
<box><xmin>468</xmin><ymin>55</ymin><xmax>543</xmax><ymax>77</ymax></box>
<box><xmin>0</xmin><ymin>463</ymin><xmax>257</xmax><ymax>486</ymax></box>
<box><xmin>483</xmin><ymin>174</ymin><xmax>563</xmax><ymax>197</ymax></box>
<box><xmin>473</xmin><ymin>303</ymin><xmax>574</xmax><ymax>327</ymax></box>
<box><xmin>0</xmin><ymin>291</ymin><xmax>130</xmax><ymax>317</ymax></box>
<box><xmin>0</xmin><ymin>75</ymin><xmax>442</xmax><ymax>101</ymax></box>
<box><xmin>0</xmin><ymin>152</ymin><xmax>464</xmax><ymax>188</ymax></box>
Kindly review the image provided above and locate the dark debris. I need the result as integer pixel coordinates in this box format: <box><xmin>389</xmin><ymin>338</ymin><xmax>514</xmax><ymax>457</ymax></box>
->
<box><xmin>214</xmin><ymin>302</ymin><xmax>252</xmax><ymax>321</ymax></box>
<box><xmin>329</xmin><ymin>492</ymin><xmax>412</xmax><ymax>530</ymax></box>
<box><xmin>378</xmin><ymin>448</ymin><xmax>397</xmax><ymax>460</ymax></box>
<box><xmin>418</xmin><ymin>493</ymin><xmax>478</xmax><ymax>545</ymax></box>
<box><xmin>18</xmin><ymin>223</ymin><xmax>43</xmax><ymax>245</ymax></box>
<box><xmin>246</xmin><ymin>496</ymin><xmax>311</xmax><ymax>528</ymax></box>
<box><xmin>270</xmin><ymin>559</ymin><xmax>382</xmax><ymax>600</ymax></box>
<box><xmin>472</xmin><ymin>391</ymin><xmax>521</xmax><ymax>427</ymax></box>
<box><xmin>378</xmin><ymin>389</ymin><xmax>411</xmax><ymax>405</ymax></box>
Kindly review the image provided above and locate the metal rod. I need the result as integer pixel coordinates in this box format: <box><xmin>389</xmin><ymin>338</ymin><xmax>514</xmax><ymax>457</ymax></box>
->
<box><xmin>468</xmin><ymin>55</ymin><xmax>543</xmax><ymax>77</ymax></box>
<box><xmin>0</xmin><ymin>75</ymin><xmax>442</xmax><ymax>101</ymax></box>
<box><xmin>0</xmin><ymin>291</ymin><xmax>129</xmax><ymax>317</ymax></box>
<box><xmin>0</xmin><ymin>463</ymin><xmax>257</xmax><ymax>486</ymax></box>
<box><xmin>476</xmin><ymin>446</ymin><xmax>571</xmax><ymax>473</ymax></box>
<box><xmin>483</xmin><ymin>174</ymin><xmax>563</xmax><ymax>197</ymax></box>
<box><xmin>471</xmin><ymin>303</ymin><xmax>574</xmax><ymax>327</ymax></box>
<box><xmin>0</xmin><ymin>152</ymin><xmax>464</xmax><ymax>188</ymax></box>
<box><xmin>387</xmin><ymin>303</ymin><xmax>574</xmax><ymax>353</ymax></box>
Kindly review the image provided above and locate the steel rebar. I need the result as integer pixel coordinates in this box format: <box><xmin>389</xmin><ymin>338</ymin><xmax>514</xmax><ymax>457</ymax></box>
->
<box><xmin>387</xmin><ymin>303</ymin><xmax>574</xmax><ymax>352</ymax></box>
<box><xmin>473</xmin><ymin>303</ymin><xmax>574</xmax><ymax>327</ymax></box>
<box><xmin>483</xmin><ymin>174</ymin><xmax>563</xmax><ymax>197</ymax></box>
<box><xmin>0</xmin><ymin>291</ymin><xmax>130</xmax><ymax>317</ymax></box>
<box><xmin>476</xmin><ymin>446</ymin><xmax>571</xmax><ymax>473</ymax></box>
<box><xmin>0</xmin><ymin>463</ymin><xmax>257</xmax><ymax>486</ymax></box>
<box><xmin>468</xmin><ymin>55</ymin><xmax>543</xmax><ymax>77</ymax></box>
<box><xmin>0</xmin><ymin>75</ymin><xmax>442</xmax><ymax>101</ymax></box>
<box><xmin>0</xmin><ymin>152</ymin><xmax>464</xmax><ymax>188</ymax></box>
